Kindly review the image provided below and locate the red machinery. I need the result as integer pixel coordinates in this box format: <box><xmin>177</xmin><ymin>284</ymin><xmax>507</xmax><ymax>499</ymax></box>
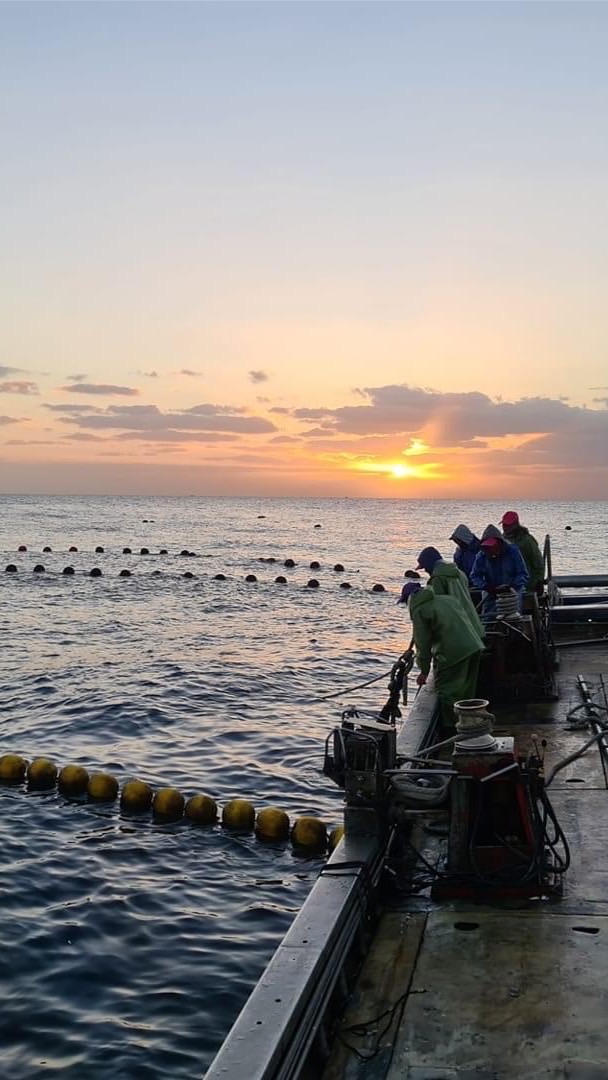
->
<box><xmin>432</xmin><ymin>734</ymin><xmax>565</xmax><ymax>900</ymax></box>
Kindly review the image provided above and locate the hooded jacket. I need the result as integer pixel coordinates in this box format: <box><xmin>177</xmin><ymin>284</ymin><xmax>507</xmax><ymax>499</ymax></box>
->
<box><xmin>428</xmin><ymin>559</ymin><xmax>485</xmax><ymax>637</ymax></box>
<box><xmin>481</xmin><ymin>524</ymin><xmax>503</xmax><ymax>543</ymax></box>
<box><xmin>453</xmin><ymin>540</ymin><xmax>480</xmax><ymax>579</ymax></box>
<box><xmin>408</xmin><ymin>587</ymin><xmax>485</xmax><ymax>677</ymax></box>
<box><xmin>503</xmin><ymin>525</ymin><xmax>544</xmax><ymax>590</ymax></box>
<box><xmin>450</xmin><ymin>524</ymin><xmax>480</xmax><ymax>579</ymax></box>
<box><xmin>470</xmin><ymin>542</ymin><xmax>529</xmax><ymax>594</ymax></box>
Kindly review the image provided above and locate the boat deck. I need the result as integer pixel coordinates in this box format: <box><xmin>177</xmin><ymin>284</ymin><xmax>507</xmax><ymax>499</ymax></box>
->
<box><xmin>323</xmin><ymin>646</ymin><xmax>608</xmax><ymax>1080</ymax></box>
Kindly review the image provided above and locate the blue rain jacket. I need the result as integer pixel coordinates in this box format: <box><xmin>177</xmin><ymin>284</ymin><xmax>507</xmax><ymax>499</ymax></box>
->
<box><xmin>470</xmin><ymin>544</ymin><xmax>529</xmax><ymax>595</ymax></box>
<box><xmin>454</xmin><ymin>538</ymin><xmax>481</xmax><ymax>580</ymax></box>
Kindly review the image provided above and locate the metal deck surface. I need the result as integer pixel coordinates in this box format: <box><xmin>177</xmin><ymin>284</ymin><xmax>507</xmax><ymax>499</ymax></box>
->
<box><xmin>324</xmin><ymin>645</ymin><xmax>608</xmax><ymax>1080</ymax></box>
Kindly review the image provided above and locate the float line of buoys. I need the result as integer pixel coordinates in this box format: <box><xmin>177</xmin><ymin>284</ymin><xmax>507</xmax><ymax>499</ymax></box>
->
<box><xmin>2</xmin><ymin>565</ymin><xmax>386</xmax><ymax>591</ymax></box>
<box><xmin>15</xmin><ymin>549</ymin><xmax>347</xmax><ymax>572</ymax></box>
<box><xmin>0</xmin><ymin>754</ymin><xmax>337</xmax><ymax>851</ymax></box>
<box><xmin>13</xmin><ymin>546</ymin><xmax>192</xmax><ymax>555</ymax></box>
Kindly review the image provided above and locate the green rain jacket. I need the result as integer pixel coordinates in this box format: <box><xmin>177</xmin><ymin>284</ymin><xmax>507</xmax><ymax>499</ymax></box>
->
<box><xmin>409</xmin><ymin>587</ymin><xmax>485</xmax><ymax>678</ymax></box>
<box><xmin>428</xmin><ymin>559</ymin><xmax>485</xmax><ymax>637</ymax></box>
<box><xmin>504</xmin><ymin>526</ymin><xmax>544</xmax><ymax>591</ymax></box>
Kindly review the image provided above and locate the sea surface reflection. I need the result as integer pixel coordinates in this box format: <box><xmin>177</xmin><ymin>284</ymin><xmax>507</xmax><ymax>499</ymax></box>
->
<box><xmin>0</xmin><ymin>495</ymin><xmax>603</xmax><ymax>1077</ymax></box>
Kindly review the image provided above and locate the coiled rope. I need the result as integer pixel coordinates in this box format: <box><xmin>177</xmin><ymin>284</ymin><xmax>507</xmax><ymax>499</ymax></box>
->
<box><xmin>495</xmin><ymin>589</ymin><xmax>520</xmax><ymax>621</ymax></box>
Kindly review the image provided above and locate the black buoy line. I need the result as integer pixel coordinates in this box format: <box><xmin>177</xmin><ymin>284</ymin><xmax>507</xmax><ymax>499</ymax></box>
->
<box><xmin>4</xmin><ymin>544</ymin><xmax>390</xmax><ymax>594</ymax></box>
<box><xmin>3</xmin><ymin>564</ymin><xmax>393</xmax><ymax>593</ymax></box>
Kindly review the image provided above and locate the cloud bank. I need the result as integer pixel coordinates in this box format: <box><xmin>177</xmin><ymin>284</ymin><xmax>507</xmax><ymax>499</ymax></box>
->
<box><xmin>3</xmin><ymin>380</ymin><xmax>608</xmax><ymax>497</ymax></box>
<box><xmin>60</xmin><ymin>383</ymin><xmax>139</xmax><ymax>396</ymax></box>
<box><xmin>0</xmin><ymin>381</ymin><xmax>39</xmax><ymax>395</ymax></box>
<box><xmin>288</xmin><ymin>383</ymin><xmax>608</xmax><ymax>481</ymax></box>
<box><xmin>0</xmin><ymin>366</ymin><xmax>25</xmax><ymax>378</ymax></box>
<box><xmin>57</xmin><ymin>402</ymin><xmax>277</xmax><ymax>436</ymax></box>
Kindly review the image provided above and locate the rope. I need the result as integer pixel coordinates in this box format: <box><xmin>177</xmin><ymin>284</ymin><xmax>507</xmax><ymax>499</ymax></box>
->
<box><xmin>313</xmin><ymin>643</ymin><xmax>415</xmax><ymax>705</ymax></box>
<box><xmin>495</xmin><ymin>589</ymin><xmax>521</xmax><ymax>621</ymax></box>
<box><xmin>379</xmin><ymin>645</ymin><xmax>415</xmax><ymax>722</ymax></box>
<box><xmin>312</xmin><ymin>667</ymin><xmax>395</xmax><ymax>703</ymax></box>
<box><xmin>546</xmin><ymin>708</ymin><xmax>608</xmax><ymax>786</ymax></box>
<box><xmin>455</xmin><ymin>709</ymin><xmax>494</xmax><ymax>737</ymax></box>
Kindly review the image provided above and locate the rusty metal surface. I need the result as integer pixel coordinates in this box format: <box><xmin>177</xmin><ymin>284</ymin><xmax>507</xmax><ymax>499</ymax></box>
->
<box><xmin>388</xmin><ymin>911</ymin><xmax>608</xmax><ymax>1079</ymax></box>
<box><xmin>326</xmin><ymin>662</ymin><xmax>608</xmax><ymax>1080</ymax></box>
<box><xmin>323</xmin><ymin>913</ymin><xmax>427</xmax><ymax>1080</ymax></box>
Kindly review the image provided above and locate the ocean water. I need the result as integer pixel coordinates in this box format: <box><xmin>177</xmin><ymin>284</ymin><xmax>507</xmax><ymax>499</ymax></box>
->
<box><xmin>0</xmin><ymin>495</ymin><xmax>605</xmax><ymax>1079</ymax></box>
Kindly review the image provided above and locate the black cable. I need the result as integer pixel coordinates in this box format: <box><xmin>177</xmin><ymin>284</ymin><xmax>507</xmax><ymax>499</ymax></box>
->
<box><xmin>402</xmin><ymin>835</ymin><xmax>446</xmax><ymax>879</ymax></box>
<box><xmin>465</xmin><ymin>772</ymin><xmax>569</xmax><ymax>888</ymax></box>
<box><xmin>338</xmin><ymin>989</ymin><xmax>411</xmax><ymax>1062</ymax></box>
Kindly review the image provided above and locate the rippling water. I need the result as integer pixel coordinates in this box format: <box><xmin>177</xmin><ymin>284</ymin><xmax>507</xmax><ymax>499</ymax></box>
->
<box><xmin>0</xmin><ymin>495</ymin><xmax>604</xmax><ymax>1078</ymax></box>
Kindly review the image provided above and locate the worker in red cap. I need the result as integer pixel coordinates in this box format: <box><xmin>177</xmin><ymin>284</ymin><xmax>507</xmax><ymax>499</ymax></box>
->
<box><xmin>501</xmin><ymin>511</ymin><xmax>544</xmax><ymax>594</ymax></box>
<box><xmin>470</xmin><ymin>524</ymin><xmax>529</xmax><ymax>621</ymax></box>
<box><xmin>401</xmin><ymin>582</ymin><xmax>485</xmax><ymax>731</ymax></box>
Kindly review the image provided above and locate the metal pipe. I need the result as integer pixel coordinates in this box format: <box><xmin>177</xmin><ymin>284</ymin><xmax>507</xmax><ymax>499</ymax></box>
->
<box><xmin>480</xmin><ymin>761</ymin><xmax>519</xmax><ymax>784</ymax></box>
<box><xmin>551</xmin><ymin>575</ymin><xmax>608</xmax><ymax>589</ymax></box>
<box><xmin>551</xmin><ymin>606</ymin><xmax>608</xmax><ymax>624</ymax></box>
<box><xmin>543</xmin><ymin>533</ymin><xmax>552</xmax><ymax>581</ymax></box>
<box><xmin>557</xmin><ymin>637</ymin><xmax>608</xmax><ymax>648</ymax></box>
<box><xmin>557</xmin><ymin>594</ymin><xmax>608</xmax><ymax>606</ymax></box>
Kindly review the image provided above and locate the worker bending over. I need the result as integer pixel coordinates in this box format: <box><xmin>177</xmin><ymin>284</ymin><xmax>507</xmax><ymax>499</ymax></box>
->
<box><xmin>401</xmin><ymin>582</ymin><xmax>486</xmax><ymax>732</ymax></box>
<box><xmin>416</xmin><ymin>545</ymin><xmax>484</xmax><ymax>637</ymax></box>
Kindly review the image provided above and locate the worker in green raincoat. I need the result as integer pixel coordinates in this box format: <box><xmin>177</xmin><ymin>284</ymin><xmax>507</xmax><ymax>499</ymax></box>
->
<box><xmin>416</xmin><ymin>546</ymin><xmax>485</xmax><ymax>637</ymax></box>
<box><xmin>401</xmin><ymin>582</ymin><xmax>486</xmax><ymax>731</ymax></box>
<box><xmin>501</xmin><ymin>511</ymin><xmax>544</xmax><ymax>594</ymax></box>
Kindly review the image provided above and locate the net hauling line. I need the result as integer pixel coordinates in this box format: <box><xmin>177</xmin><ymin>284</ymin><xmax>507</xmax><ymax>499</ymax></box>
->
<box><xmin>310</xmin><ymin>641</ymin><xmax>416</xmax><ymax>707</ymax></box>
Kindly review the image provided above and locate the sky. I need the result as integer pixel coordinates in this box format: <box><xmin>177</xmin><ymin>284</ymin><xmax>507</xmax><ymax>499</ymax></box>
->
<box><xmin>1</xmin><ymin>1</ymin><xmax>607</xmax><ymax>498</ymax></box>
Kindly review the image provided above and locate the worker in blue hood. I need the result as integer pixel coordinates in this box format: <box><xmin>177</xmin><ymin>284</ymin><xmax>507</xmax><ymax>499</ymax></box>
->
<box><xmin>402</xmin><ymin>583</ymin><xmax>485</xmax><ymax>731</ymax></box>
<box><xmin>397</xmin><ymin>569</ymin><xmax>422</xmax><ymax>604</ymax></box>
<box><xmin>416</xmin><ymin>546</ymin><xmax>484</xmax><ymax>637</ymax></box>
<box><xmin>449</xmin><ymin>524</ymin><xmax>481</xmax><ymax>580</ymax></box>
<box><xmin>470</xmin><ymin>524</ymin><xmax>529</xmax><ymax>621</ymax></box>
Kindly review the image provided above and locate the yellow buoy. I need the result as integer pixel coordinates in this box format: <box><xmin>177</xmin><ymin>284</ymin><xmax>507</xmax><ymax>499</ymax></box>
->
<box><xmin>291</xmin><ymin>816</ymin><xmax>327</xmax><ymax>852</ymax></box>
<box><xmin>222</xmin><ymin>798</ymin><xmax>255</xmax><ymax>832</ymax></box>
<box><xmin>87</xmin><ymin>772</ymin><xmax>119</xmax><ymax>801</ymax></box>
<box><xmin>27</xmin><ymin>757</ymin><xmax>58</xmax><ymax>790</ymax></box>
<box><xmin>153</xmin><ymin>787</ymin><xmax>184</xmax><ymax>821</ymax></box>
<box><xmin>121</xmin><ymin>779</ymin><xmax>154</xmax><ymax>812</ymax></box>
<box><xmin>58</xmin><ymin>764</ymin><xmax>89</xmax><ymax>796</ymax></box>
<box><xmin>0</xmin><ymin>753</ymin><xmax>27</xmax><ymax>783</ymax></box>
<box><xmin>255</xmin><ymin>807</ymin><xmax>290</xmax><ymax>843</ymax></box>
<box><xmin>185</xmin><ymin>794</ymin><xmax>218</xmax><ymax>825</ymax></box>
<box><xmin>328</xmin><ymin>825</ymin><xmax>345</xmax><ymax>853</ymax></box>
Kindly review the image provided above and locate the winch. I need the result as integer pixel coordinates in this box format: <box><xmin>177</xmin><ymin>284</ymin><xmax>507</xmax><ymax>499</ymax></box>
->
<box><xmin>324</xmin><ymin>693</ymin><xmax>569</xmax><ymax>900</ymax></box>
<box><xmin>323</xmin><ymin>707</ymin><xmax>397</xmax><ymax>805</ymax></box>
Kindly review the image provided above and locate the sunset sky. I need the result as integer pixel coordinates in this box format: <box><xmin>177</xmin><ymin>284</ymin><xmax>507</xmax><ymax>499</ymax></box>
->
<box><xmin>1</xmin><ymin>2</ymin><xmax>607</xmax><ymax>498</ymax></box>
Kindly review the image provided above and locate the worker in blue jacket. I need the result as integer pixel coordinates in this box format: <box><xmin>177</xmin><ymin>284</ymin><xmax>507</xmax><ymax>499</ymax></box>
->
<box><xmin>449</xmin><ymin>523</ymin><xmax>481</xmax><ymax>581</ymax></box>
<box><xmin>470</xmin><ymin>524</ymin><xmax>529</xmax><ymax>621</ymax></box>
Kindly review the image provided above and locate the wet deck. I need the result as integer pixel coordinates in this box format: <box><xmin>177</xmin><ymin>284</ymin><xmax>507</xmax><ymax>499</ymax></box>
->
<box><xmin>324</xmin><ymin>645</ymin><xmax>608</xmax><ymax>1080</ymax></box>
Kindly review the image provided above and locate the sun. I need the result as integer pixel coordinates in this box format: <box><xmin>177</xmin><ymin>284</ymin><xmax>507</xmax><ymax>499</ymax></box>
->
<box><xmin>391</xmin><ymin>463</ymin><xmax>410</xmax><ymax>478</ymax></box>
<box><xmin>349</xmin><ymin>458</ymin><xmax>446</xmax><ymax>482</ymax></box>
